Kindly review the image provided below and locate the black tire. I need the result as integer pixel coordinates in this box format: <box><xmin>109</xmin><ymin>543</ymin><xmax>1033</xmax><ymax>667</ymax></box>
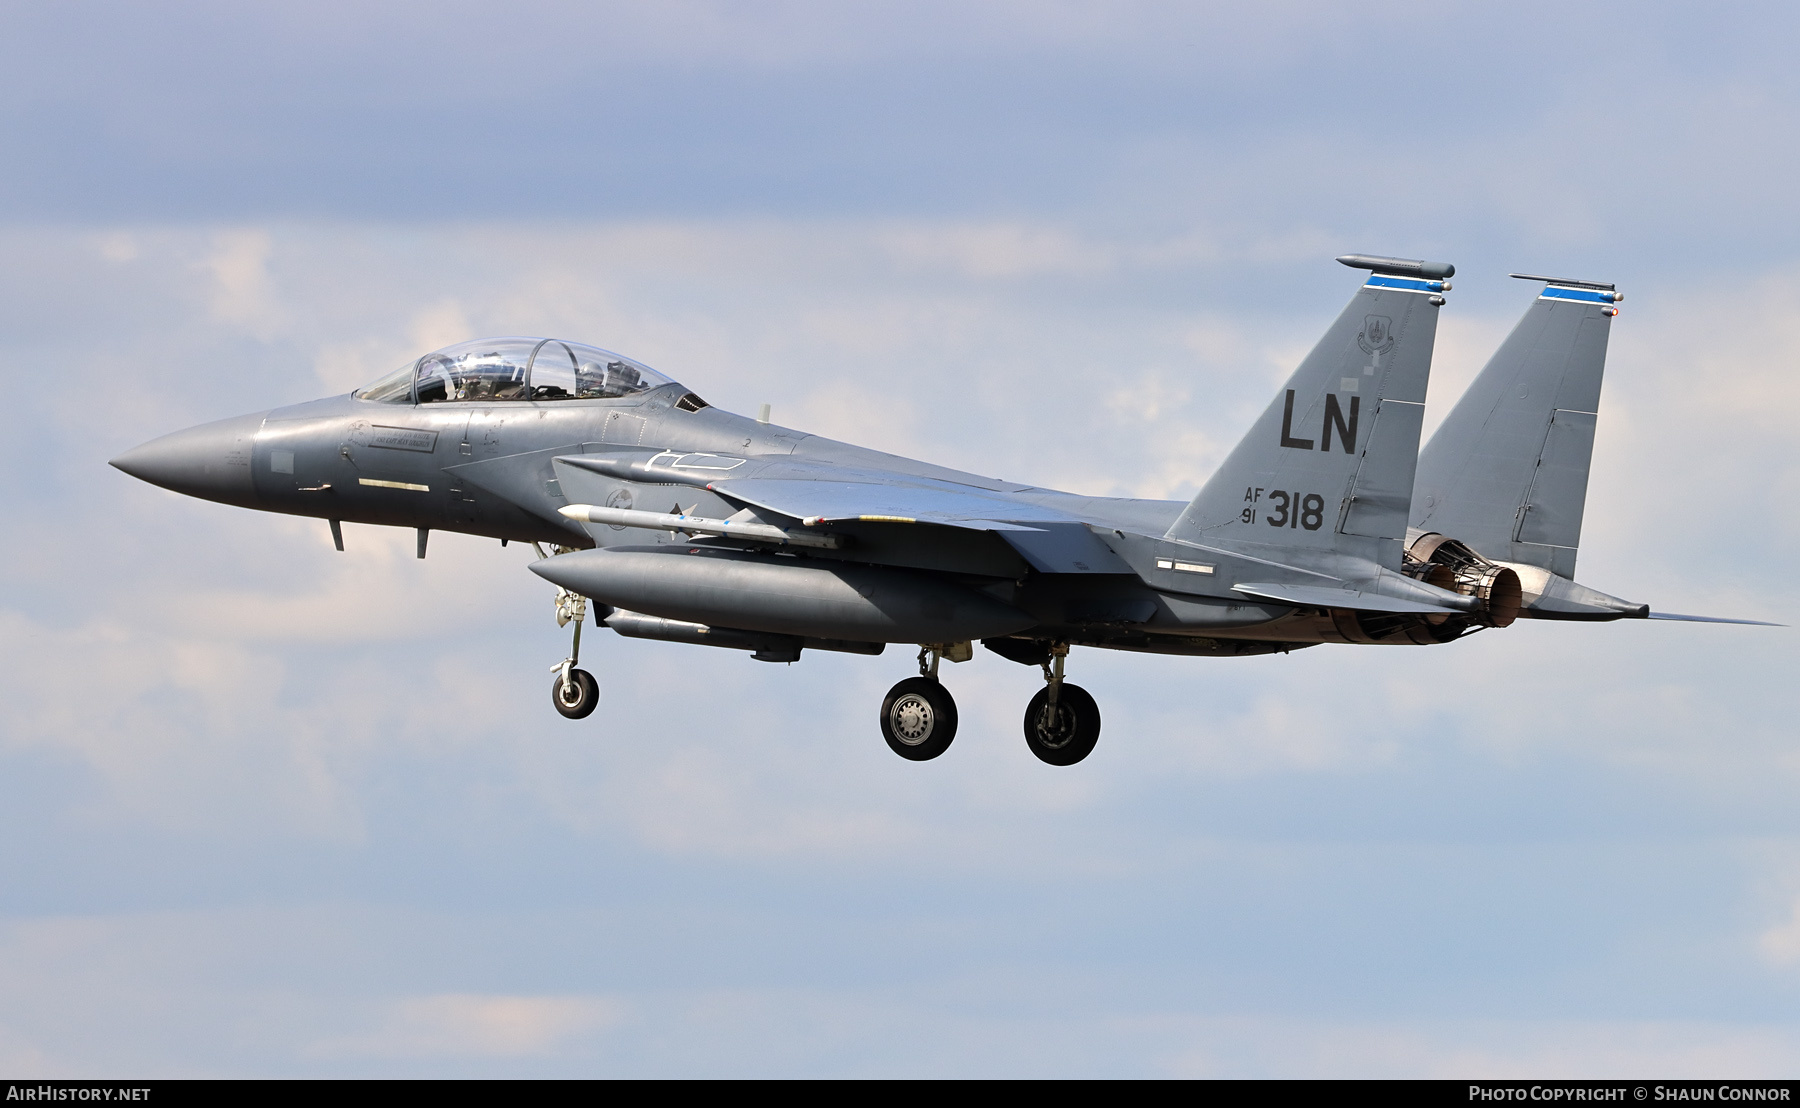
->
<box><xmin>551</xmin><ymin>669</ymin><xmax>600</xmax><ymax>719</ymax></box>
<box><xmin>880</xmin><ymin>676</ymin><xmax>958</xmax><ymax>761</ymax></box>
<box><xmin>1023</xmin><ymin>683</ymin><xmax>1100</xmax><ymax>765</ymax></box>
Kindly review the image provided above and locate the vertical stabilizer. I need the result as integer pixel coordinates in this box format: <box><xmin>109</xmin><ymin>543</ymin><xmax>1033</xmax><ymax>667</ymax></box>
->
<box><xmin>1166</xmin><ymin>255</ymin><xmax>1449</xmax><ymax>568</ymax></box>
<box><xmin>1411</xmin><ymin>275</ymin><xmax>1621</xmax><ymax>577</ymax></box>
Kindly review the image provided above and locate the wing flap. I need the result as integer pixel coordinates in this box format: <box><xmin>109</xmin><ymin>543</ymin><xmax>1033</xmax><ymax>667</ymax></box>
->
<box><xmin>994</xmin><ymin>524</ymin><xmax>1134</xmax><ymax>574</ymax></box>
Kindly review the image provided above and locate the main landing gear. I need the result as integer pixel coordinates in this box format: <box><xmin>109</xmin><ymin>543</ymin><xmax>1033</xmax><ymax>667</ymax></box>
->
<box><xmin>878</xmin><ymin>641</ymin><xmax>1102</xmax><ymax>765</ymax></box>
<box><xmin>539</xmin><ymin>543</ymin><xmax>599</xmax><ymax>720</ymax></box>
<box><xmin>879</xmin><ymin>646</ymin><xmax>962</xmax><ymax>760</ymax></box>
<box><xmin>1023</xmin><ymin>642</ymin><xmax>1100</xmax><ymax>766</ymax></box>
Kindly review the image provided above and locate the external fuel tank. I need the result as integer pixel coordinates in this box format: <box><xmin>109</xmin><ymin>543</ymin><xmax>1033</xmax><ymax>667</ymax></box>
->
<box><xmin>531</xmin><ymin>546</ymin><xmax>1034</xmax><ymax>644</ymax></box>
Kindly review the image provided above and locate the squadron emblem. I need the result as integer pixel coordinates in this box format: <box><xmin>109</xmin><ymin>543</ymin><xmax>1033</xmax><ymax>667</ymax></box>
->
<box><xmin>1356</xmin><ymin>314</ymin><xmax>1396</xmax><ymax>355</ymax></box>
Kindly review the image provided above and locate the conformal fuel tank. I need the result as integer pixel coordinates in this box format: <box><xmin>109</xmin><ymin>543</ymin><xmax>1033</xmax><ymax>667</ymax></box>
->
<box><xmin>531</xmin><ymin>546</ymin><xmax>1036</xmax><ymax>644</ymax></box>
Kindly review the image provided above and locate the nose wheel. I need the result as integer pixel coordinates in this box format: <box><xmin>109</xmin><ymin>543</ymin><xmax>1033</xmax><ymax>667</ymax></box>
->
<box><xmin>1023</xmin><ymin>643</ymin><xmax>1100</xmax><ymax>765</ymax></box>
<box><xmin>552</xmin><ymin>668</ymin><xmax>600</xmax><ymax>719</ymax></box>
<box><xmin>879</xmin><ymin>646</ymin><xmax>961</xmax><ymax>760</ymax></box>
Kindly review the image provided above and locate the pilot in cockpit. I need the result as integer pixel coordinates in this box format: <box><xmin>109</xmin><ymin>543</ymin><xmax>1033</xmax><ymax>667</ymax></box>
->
<box><xmin>395</xmin><ymin>340</ymin><xmax>666</xmax><ymax>405</ymax></box>
<box><xmin>575</xmin><ymin>360</ymin><xmax>642</xmax><ymax>398</ymax></box>
<box><xmin>605</xmin><ymin>360</ymin><xmax>641</xmax><ymax>394</ymax></box>
<box><xmin>477</xmin><ymin>370</ymin><xmax>528</xmax><ymax>400</ymax></box>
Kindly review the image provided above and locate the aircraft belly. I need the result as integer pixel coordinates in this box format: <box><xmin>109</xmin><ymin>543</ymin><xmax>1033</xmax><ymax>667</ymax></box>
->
<box><xmin>1072</xmin><ymin>636</ymin><xmax>1315</xmax><ymax>658</ymax></box>
<box><xmin>532</xmin><ymin>548</ymin><xmax>1037</xmax><ymax>643</ymax></box>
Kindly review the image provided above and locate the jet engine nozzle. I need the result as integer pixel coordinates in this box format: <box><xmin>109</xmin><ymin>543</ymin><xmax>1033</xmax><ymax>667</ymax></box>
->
<box><xmin>1404</xmin><ymin>533</ymin><xmax>1522</xmax><ymax>628</ymax></box>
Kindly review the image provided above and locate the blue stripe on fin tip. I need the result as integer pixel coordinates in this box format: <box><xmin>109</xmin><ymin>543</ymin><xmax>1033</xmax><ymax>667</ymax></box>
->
<box><xmin>1364</xmin><ymin>275</ymin><xmax>1446</xmax><ymax>293</ymax></box>
<box><xmin>1541</xmin><ymin>286</ymin><xmax>1615</xmax><ymax>303</ymax></box>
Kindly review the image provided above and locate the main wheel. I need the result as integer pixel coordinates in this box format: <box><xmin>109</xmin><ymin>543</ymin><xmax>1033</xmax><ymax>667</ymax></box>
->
<box><xmin>880</xmin><ymin>676</ymin><xmax>958</xmax><ymax>761</ymax></box>
<box><xmin>551</xmin><ymin>669</ymin><xmax>600</xmax><ymax>719</ymax></box>
<box><xmin>1023</xmin><ymin>683</ymin><xmax>1100</xmax><ymax>765</ymax></box>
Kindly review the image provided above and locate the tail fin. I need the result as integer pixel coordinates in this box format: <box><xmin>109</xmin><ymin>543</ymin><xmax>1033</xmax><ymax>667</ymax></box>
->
<box><xmin>1411</xmin><ymin>274</ymin><xmax>1621</xmax><ymax>578</ymax></box>
<box><xmin>1166</xmin><ymin>254</ymin><xmax>1449</xmax><ymax>567</ymax></box>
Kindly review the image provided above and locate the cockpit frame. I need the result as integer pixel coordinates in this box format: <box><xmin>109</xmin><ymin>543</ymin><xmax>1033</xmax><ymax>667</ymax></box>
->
<box><xmin>355</xmin><ymin>337</ymin><xmax>677</xmax><ymax>407</ymax></box>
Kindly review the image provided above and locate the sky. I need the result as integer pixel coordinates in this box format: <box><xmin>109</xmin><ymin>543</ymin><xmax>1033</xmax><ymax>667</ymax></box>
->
<box><xmin>1</xmin><ymin>0</ymin><xmax>1798</xmax><ymax>1077</ymax></box>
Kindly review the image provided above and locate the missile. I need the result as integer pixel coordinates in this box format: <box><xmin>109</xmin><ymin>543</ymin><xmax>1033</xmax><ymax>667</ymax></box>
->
<box><xmin>559</xmin><ymin>503</ymin><xmax>843</xmax><ymax>549</ymax></box>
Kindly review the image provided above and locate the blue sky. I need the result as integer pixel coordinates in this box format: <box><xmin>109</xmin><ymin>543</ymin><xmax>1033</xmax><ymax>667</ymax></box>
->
<box><xmin>1</xmin><ymin>1</ymin><xmax>1797</xmax><ymax>1076</ymax></box>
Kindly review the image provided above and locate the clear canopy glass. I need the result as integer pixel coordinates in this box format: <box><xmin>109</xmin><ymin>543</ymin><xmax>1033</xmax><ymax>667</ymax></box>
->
<box><xmin>357</xmin><ymin>362</ymin><xmax>416</xmax><ymax>403</ymax></box>
<box><xmin>357</xmin><ymin>338</ymin><xmax>676</xmax><ymax>404</ymax></box>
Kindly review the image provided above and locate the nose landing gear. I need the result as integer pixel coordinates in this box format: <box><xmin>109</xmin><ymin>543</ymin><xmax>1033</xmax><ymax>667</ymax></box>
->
<box><xmin>1023</xmin><ymin>643</ymin><xmax>1100</xmax><ymax>765</ymax></box>
<box><xmin>879</xmin><ymin>645</ymin><xmax>964</xmax><ymax>760</ymax></box>
<box><xmin>539</xmin><ymin>543</ymin><xmax>600</xmax><ymax>720</ymax></box>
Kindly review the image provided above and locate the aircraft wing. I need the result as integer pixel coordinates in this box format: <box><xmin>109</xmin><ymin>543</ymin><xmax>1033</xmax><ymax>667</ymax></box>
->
<box><xmin>552</xmin><ymin>453</ymin><xmax>1135</xmax><ymax>574</ymax></box>
<box><xmin>556</xmin><ymin>451</ymin><xmax>1075</xmax><ymax>526</ymax></box>
<box><xmin>704</xmin><ymin>477</ymin><xmax>1069</xmax><ymax>527</ymax></box>
<box><xmin>708</xmin><ymin>477</ymin><xmax>1133</xmax><ymax>573</ymax></box>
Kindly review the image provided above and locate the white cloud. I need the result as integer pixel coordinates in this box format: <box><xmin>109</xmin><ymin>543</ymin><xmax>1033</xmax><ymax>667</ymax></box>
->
<box><xmin>94</xmin><ymin>232</ymin><xmax>139</xmax><ymax>265</ymax></box>
<box><xmin>314</xmin><ymin>994</ymin><xmax>624</xmax><ymax>1059</ymax></box>
<box><xmin>202</xmin><ymin>229</ymin><xmax>287</xmax><ymax>341</ymax></box>
<box><xmin>1759</xmin><ymin>899</ymin><xmax>1800</xmax><ymax>966</ymax></box>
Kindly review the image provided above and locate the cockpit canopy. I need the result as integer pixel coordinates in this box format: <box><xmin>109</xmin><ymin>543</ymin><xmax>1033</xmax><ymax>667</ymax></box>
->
<box><xmin>357</xmin><ymin>338</ymin><xmax>677</xmax><ymax>404</ymax></box>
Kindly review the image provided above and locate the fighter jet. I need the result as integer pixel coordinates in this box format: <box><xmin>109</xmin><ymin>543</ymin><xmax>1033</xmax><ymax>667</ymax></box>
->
<box><xmin>111</xmin><ymin>253</ymin><xmax>1769</xmax><ymax>766</ymax></box>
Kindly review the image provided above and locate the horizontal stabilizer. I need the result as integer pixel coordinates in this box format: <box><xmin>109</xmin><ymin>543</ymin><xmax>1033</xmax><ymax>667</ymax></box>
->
<box><xmin>1232</xmin><ymin>581</ymin><xmax>1472</xmax><ymax>616</ymax></box>
<box><xmin>1648</xmin><ymin>611</ymin><xmax>1785</xmax><ymax>626</ymax></box>
<box><xmin>1505</xmin><ymin>563</ymin><xmax>1647</xmax><ymax>621</ymax></box>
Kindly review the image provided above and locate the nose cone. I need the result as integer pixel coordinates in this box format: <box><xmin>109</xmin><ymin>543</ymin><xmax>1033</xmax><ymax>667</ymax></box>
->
<box><xmin>111</xmin><ymin>410</ymin><xmax>270</xmax><ymax>508</ymax></box>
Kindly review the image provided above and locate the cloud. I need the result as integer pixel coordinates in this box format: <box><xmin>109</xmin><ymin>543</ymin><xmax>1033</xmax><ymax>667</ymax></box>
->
<box><xmin>203</xmin><ymin>229</ymin><xmax>286</xmax><ymax>340</ymax></box>
<box><xmin>1758</xmin><ymin>899</ymin><xmax>1800</xmax><ymax>966</ymax></box>
<box><xmin>314</xmin><ymin>994</ymin><xmax>624</xmax><ymax>1059</ymax></box>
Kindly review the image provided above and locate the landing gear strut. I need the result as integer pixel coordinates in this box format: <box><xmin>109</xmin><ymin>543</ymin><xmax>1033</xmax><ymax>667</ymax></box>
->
<box><xmin>1023</xmin><ymin>642</ymin><xmax>1100</xmax><ymax>765</ymax></box>
<box><xmin>539</xmin><ymin>543</ymin><xmax>599</xmax><ymax>720</ymax></box>
<box><xmin>879</xmin><ymin>646</ymin><xmax>960</xmax><ymax>760</ymax></box>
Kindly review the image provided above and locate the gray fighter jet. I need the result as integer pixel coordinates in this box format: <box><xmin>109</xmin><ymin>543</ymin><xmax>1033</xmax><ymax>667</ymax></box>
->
<box><xmin>111</xmin><ymin>254</ymin><xmax>1769</xmax><ymax>765</ymax></box>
